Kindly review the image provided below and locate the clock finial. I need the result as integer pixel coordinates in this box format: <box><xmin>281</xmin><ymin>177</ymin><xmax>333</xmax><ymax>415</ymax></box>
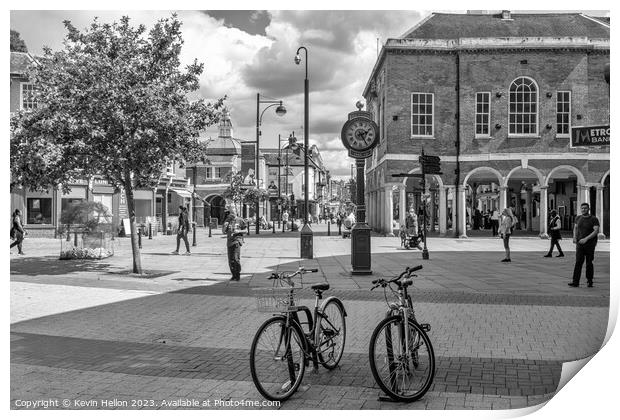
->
<box><xmin>355</xmin><ymin>101</ymin><xmax>364</xmax><ymax>111</ymax></box>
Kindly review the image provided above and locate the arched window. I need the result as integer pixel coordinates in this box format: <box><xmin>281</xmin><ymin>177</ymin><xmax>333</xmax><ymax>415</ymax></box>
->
<box><xmin>509</xmin><ymin>77</ymin><xmax>538</xmax><ymax>135</ymax></box>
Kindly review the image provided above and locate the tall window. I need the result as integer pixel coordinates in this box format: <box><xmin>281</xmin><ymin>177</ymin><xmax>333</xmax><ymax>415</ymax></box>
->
<box><xmin>205</xmin><ymin>167</ymin><xmax>212</xmax><ymax>179</ymax></box>
<box><xmin>411</xmin><ymin>93</ymin><xmax>434</xmax><ymax>137</ymax></box>
<box><xmin>475</xmin><ymin>92</ymin><xmax>491</xmax><ymax>137</ymax></box>
<box><xmin>20</xmin><ymin>83</ymin><xmax>37</xmax><ymax>110</ymax></box>
<box><xmin>509</xmin><ymin>77</ymin><xmax>538</xmax><ymax>135</ymax></box>
<box><xmin>556</xmin><ymin>91</ymin><xmax>571</xmax><ymax>137</ymax></box>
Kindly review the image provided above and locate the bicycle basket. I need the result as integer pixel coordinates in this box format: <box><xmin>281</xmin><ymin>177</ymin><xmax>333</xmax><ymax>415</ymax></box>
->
<box><xmin>254</xmin><ymin>287</ymin><xmax>296</xmax><ymax>313</ymax></box>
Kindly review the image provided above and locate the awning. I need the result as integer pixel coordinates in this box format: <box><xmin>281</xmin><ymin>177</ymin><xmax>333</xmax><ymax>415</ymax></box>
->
<box><xmin>170</xmin><ymin>188</ymin><xmax>192</xmax><ymax>199</ymax></box>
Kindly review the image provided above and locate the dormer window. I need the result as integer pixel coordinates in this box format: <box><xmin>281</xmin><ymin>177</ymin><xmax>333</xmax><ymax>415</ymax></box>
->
<box><xmin>20</xmin><ymin>83</ymin><xmax>37</xmax><ymax>110</ymax></box>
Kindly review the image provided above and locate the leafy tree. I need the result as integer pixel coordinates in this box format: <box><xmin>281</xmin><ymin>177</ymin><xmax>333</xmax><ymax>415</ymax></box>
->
<box><xmin>10</xmin><ymin>29</ymin><xmax>28</xmax><ymax>52</ymax></box>
<box><xmin>222</xmin><ymin>171</ymin><xmax>245</xmax><ymax>215</ymax></box>
<box><xmin>10</xmin><ymin>15</ymin><xmax>225</xmax><ymax>273</ymax></box>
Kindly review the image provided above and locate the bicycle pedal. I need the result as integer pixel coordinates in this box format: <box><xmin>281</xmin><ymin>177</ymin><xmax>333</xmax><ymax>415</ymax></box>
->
<box><xmin>420</xmin><ymin>323</ymin><xmax>431</xmax><ymax>332</ymax></box>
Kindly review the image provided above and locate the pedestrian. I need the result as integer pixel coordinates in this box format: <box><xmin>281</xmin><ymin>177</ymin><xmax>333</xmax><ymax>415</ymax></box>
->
<box><xmin>172</xmin><ymin>205</ymin><xmax>191</xmax><ymax>255</ymax></box>
<box><xmin>499</xmin><ymin>208</ymin><xmax>516</xmax><ymax>262</ymax></box>
<box><xmin>491</xmin><ymin>208</ymin><xmax>500</xmax><ymax>236</ymax></box>
<box><xmin>282</xmin><ymin>210</ymin><xmax>289</xmax><ymax>231</ymax></box>
<box><xmin>10</xmin><ymin>209</ymin><xmax>26</xmax><ymax>255</ymax></box>
<box><xmin>224</xmin><ymin>207</ymin><xmax>245</xmax><ymax>281</ymax></box>
<box><xmin>406</xmin><ymin>208</ymin><xmax>423</xmax><ymax>250</ymax></box>
<box><xmin>569</xmin><ymin>203</ymin><xmax>600</xmax><ymax>288</ymax></box>
<box><xmin>544</xmin><ymin>210</ymin><xmax>564</xmax><ymax>258</ymax></box>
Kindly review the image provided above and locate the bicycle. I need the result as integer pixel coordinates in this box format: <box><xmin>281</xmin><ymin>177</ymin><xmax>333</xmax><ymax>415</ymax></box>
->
<box><xmin>368</xmin><ymin>265</ymin><xmax>435</xmax><ymax>402</ymax></box>
<box><xmin>250</xmin><ymin>267</ymin><xmax>347</xmax><ymax>401</ymax></box>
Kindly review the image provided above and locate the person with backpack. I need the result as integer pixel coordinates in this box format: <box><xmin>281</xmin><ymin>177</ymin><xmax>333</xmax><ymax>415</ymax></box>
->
<box><xmin>10</xmin><ymin>209</ymin><xmax>26</xmax><ymax>255</ymax></box>
<box><xmin>224</xmin><ymin>207</ymin><xmax>245</xmax><ymax>281</ymax></box>
<box><xmin>544</xmin><ymin>209</ymin><xmax>564</xmax><ymax>258</ymax></box>
<box><xmin>172</xmin><ymin>206</ymin><xmax>191</xmax><ymax>255</ymax></box>
<box><xmin>499</xmin><ymin>207</ymin><xmax>516</xmax><ymax>262</ymax></box>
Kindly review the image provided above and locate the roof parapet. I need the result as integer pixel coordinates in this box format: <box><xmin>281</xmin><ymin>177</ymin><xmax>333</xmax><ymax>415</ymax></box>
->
<box><xmin>385</xmin><ymin>36</ymin><xmax>609</xmax><ymax>50</ymax></box>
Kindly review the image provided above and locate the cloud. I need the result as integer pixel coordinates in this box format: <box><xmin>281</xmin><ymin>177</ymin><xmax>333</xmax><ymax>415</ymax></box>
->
<box><xmin>9</xmin><ymin>10</ymin><xmax>429</xmax><ymax>178</ymax></box>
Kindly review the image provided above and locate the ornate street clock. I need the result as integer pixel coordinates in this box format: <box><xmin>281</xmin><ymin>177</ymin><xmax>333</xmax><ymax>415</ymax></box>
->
<box><xmin>340</xmin><ymin>104</ymin><xmax>379</xmax><ymax>159</ymax></box>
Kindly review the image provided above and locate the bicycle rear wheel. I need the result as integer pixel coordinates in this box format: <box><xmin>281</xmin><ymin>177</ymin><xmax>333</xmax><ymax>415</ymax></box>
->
<box><xmin>316</xmin><ymin>299</ymin><xmax>346</xmax><ymax>369</ymax></box>
<box><xmin>369</xmin><ymin>315</ymin><xmax>435</xmax><ymax>402</ymax></box>
<box><xmin>250</xmin><ymin>317</ymin><xmax>306</xmax><ymax>401</ymax></box>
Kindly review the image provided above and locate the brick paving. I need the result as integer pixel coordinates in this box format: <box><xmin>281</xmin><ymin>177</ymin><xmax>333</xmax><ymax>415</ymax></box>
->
<box><xmin>10</xmin><ymin>225</ymin><xmax>611</xmax><ymax>410</ymax></box>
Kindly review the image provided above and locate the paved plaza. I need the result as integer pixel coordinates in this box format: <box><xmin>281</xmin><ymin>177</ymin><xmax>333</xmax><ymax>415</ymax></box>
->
<box><xmin>10</xmin><ymin>224</ymin><xmax>611</xmax><ymax>410</ymax></box>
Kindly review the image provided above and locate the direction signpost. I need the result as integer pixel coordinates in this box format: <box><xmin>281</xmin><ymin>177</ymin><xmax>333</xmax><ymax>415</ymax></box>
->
<box><xmin>392</xmin><ymin>150</ymin><xmax>442</xmax><ymax>260</ymax></box>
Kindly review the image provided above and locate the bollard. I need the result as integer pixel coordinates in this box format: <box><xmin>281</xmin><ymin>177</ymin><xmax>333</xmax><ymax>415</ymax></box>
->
<box><xmin>272</xmin><ymin>222</ymin><xmax>276</xmax><ymax>234</ymax></box>
<box><xmin>208</xmin><ymin>224</ymin><xmax>212</xmax><ymax>238</ymax></box>
<box><xmin>328</xmin><ymin>221</ymin><xmax>331</xmax><ymax>236</ymax></box>
<box><xmin>148</xmin><ymin>223</ymin><xmax>152</xmax><ymax>239</ymax></box>
<box><xmin>138</xmin><ymin>228</ymin><xmax>142</xmax><ymax>249</ymax></box>
<box><xmin>338</xmin><ymin>223</ymin><xmax>342</xmax><ymax>236</ymax></box>
<box><xmin>247</xmin><ymin>223</ymin><xmax>251</xmax><ymax>235</ymax></box>
<box><xmin>74</xmin><ymin>231</ymin><xmax>78</xmax><ymax>247</ymax></box>
<box><xmin>192</xmin><ymin>222</ymin><xmax>197</xmax><ymax>247</ymax></box>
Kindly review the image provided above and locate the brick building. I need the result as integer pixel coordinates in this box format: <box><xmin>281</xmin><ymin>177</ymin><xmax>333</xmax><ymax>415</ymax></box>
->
<box><xmin>362</xmin><ymin>11</ymin><xmax>610</xmax><ymax>238</ymax></box>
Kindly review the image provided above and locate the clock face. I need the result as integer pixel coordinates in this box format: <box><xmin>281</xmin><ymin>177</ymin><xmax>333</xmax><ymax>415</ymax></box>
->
<box><xmin>341</xmin><ymin>117</ymin><xmax>379</xmax><ymax>152</ymax></box>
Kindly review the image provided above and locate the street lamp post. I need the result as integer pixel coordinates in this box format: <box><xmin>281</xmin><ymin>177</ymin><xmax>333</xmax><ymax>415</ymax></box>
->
<box><xmin>256</xmin><ymin>93</ymin><xmax>286</xmax><ymax>234</ymax></box>
<box><xmin>295</xmin><ymin>46</ymin><xmax>313</xmax><ymax>259</ymax></box>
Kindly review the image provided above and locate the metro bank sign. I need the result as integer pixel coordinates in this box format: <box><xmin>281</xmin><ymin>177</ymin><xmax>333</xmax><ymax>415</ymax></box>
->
<box><xmin>571</xmin><ymin>125</ymin><xmax>610</xmax><ymax>147</ymax></box>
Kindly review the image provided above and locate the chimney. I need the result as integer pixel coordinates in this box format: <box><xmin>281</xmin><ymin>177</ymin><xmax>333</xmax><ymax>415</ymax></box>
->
<box><xmin>501</xmin><ymin>10</ymin><xmax>512</xmax><ymax>20</ymax></box>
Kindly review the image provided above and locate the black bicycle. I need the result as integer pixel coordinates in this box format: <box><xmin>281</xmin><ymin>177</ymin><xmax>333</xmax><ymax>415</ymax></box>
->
<box><xmin>250</xmin><ymin>267</ymin><xmax>347</xmax><ymax>401</ymax></box>
<box><xmin>368</xmin><ymin>265</ymin><xmax>435</xmax><ymax>402</ymax></box>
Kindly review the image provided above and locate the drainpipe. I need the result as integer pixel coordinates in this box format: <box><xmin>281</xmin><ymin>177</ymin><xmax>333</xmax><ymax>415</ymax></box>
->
<box><xmin>454</xmin><ymin>51</ymin><xmax>461</xmax><ymax>238</ymax></box>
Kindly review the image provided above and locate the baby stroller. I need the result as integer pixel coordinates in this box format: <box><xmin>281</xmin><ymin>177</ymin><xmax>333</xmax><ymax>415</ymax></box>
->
<box><xmin>400</xmin><ymin>226</ymin><xmax>425</xmax><ymax>250</ymax></box>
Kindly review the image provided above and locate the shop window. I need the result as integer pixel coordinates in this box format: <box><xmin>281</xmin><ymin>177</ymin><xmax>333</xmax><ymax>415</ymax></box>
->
<box><xmin>411</xmin><ymin>92</ymin><xmax>434</xmax><ymax>137</ymax></box>
<box><xmin>61</xmin><ymin>198</ymin><xmax>84</xmax><ymax>214</ymax></box>
<box><xmin>27</xmin><ymin>198</ymin><xmax>52</xmax><ymax>224</ymax></box>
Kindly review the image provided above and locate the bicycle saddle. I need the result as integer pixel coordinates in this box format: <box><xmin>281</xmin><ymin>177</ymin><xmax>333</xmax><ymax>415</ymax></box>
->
<box><xmin>310</xmin><ymin>283</ymin><xmax>330</xmax><ymax>291</ymax></box>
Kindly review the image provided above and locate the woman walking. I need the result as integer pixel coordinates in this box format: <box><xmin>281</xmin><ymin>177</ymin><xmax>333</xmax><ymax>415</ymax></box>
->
<box><xmin>499</xmin><ymin>208</ymin><xmax>516</xmax><ymax>262</ymax></box>
<box><xmin>10</xmin><ymin>209</ymin><xmax>25</xmax><ymax>255</ymax></box>
<box><xmin>544</xmin><ymin>210</ymin><xmax>564</xmax><ymax>258</ymax></box>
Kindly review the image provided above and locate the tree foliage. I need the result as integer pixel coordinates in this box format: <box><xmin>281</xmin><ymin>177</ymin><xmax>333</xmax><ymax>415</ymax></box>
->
<box><xmin>10</xmin><ymin>30</ymin><xmax>28</xmax><ymax>52</ymax></box>
<box><xmin>11</xmin><ymin>14</ymin><xmax>224</xmax><ymax>193</ymax></box>
<box><xmin>10</xmin><ymin>14</ymin><xmax>225</xmax><ymax>273</ymax></box>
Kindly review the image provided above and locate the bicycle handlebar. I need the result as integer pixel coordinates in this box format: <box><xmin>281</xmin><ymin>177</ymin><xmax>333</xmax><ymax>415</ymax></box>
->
<box><xmin>371</xmin><ymin>265</ymin><xmax>423</xmax><ymax>290</ymax></box>
<box><xmin>267</xmin><ymin>267</ymin><xmax>319</xmax><ymax>282</ymax></box>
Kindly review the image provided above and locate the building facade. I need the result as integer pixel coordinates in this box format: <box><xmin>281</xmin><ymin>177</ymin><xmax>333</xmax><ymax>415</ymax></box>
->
<box><xmin>187</xmin><ymin>109</ymin><xmax>268</xmax><ymax>226</ymax></box>
<box><xmin>263</xmin><ymin>144</ymin><xmax>329</xmax><ymax>222</ymax></box>
<box><xmin>363</xmin><ymin>11</ymin><xmax>610</xmax><ymax>238</ymax></box>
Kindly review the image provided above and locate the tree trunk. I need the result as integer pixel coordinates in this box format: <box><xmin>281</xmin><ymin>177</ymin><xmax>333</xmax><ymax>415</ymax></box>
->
<box><xmin>124</xmin><ymin>181</ymin><xmax>143</xmax><ymax>274</ymax></box>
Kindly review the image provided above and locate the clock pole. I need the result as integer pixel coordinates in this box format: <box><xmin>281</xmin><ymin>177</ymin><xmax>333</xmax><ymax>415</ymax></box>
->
<box><xmin>351</xmin><ymin>157</ymin><xmax>372</xmax><ymax>274</ymax></box>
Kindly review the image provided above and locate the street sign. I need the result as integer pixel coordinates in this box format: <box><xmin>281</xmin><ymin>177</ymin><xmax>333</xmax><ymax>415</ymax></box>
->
<box><xmin>419</xmin><ymin>154</ymin><xmax>442</xmax><ymax>174</ymax></box>
<box><xmin>571</xmin><ymin>125</ymin><xmax>610</xmax><ymax>147</ymax></box>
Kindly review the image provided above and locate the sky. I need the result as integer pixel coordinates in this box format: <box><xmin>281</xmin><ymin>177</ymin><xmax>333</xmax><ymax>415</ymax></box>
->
<box><xmin>9</xmin><ymin>4</ymin><xmax>611</xmax><ymax>180</ymax></box>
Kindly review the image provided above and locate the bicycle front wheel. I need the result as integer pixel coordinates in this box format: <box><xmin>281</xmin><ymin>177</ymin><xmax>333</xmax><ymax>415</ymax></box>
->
<box><xmin>369</xmin><ymin>315</ymin><xmax>435</xmax><ymax>402</ymax></box>
<box><xmin>250</xmin><ymin>317</ymin><xmax>306</xmax><ymax>401</ymax></box>
<box><xmin>316</xmin><ymin>299</ymin><xmax>346</xmax><ymax>369</ymax></box>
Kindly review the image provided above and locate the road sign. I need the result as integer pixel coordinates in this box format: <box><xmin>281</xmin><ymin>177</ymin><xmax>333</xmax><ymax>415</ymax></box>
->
<box><xmin>419</xmin><ymin>154</ymin><xmax>442</xmax><ymax>174</ymax></box>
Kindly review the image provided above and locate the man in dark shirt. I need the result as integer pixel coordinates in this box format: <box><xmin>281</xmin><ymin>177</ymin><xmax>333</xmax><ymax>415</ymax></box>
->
<box><xmin>569</xmin><ymin>203</ymin><xmax>600</xmax><ymax>288</ymax></box>
<box><xmin>224</xmin><ymin>209</ymin><xmax>244</xmax><ymax>281</ymax></box>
